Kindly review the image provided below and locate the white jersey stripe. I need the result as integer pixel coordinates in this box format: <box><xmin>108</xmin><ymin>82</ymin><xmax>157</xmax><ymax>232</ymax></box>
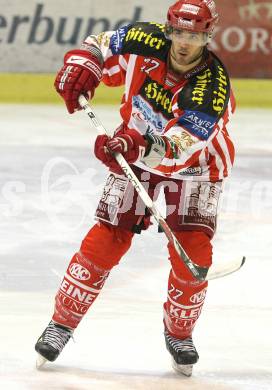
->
<box><xmin>125</xmin><ymin>55</ymin><xmax>137</xmax><ymax>101</ymax></box>
<box><xmin>119</xmin><ymin>55</ymin><xmax>128</xmax><ymax>71</ymax></box>
<box><xmin>103</xmin><ymin>65</ymin><xmax>120</xmax><ymax>77</ymax></box>
<box><xmin>208</xmin><ymin>140</ymin><xmax>224</xmax><ymax>179</ymax></box>
<box><xmin>217</xmin><ymin>131</ymin><xmax>232</xmax><ymax>175</ymax></box>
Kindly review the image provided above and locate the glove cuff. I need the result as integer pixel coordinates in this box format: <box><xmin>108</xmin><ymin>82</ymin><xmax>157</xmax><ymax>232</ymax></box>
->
<box><xmin>142</xmin><ymin>133</ymin><xmax>167</xmax><ymax>168</ymax></box>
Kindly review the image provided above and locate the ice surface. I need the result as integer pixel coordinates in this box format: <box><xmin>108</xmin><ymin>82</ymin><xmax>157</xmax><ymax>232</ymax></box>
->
<box><xmin>0</xmin><ymin>104</ymin><xmax>271</xmax><ymax>389</ymax></box>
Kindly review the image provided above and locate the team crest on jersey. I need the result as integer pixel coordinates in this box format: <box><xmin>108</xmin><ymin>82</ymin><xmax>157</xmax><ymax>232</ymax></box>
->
<box><xmin>170</xmin><ymin>131</ymin><xmax>196</xmax><ymax>152</ymax></box>
<box><xmin>109</xmin><ymin>25</ymin><xmax>130</xmax><ymax>54</ymax></box>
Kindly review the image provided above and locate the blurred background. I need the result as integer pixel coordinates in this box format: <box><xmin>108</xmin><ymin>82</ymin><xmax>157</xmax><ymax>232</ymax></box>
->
<box><xmin>0</xmin><ymin>0</ymin><xmax>271</xmax><ymax>106</ymax></box>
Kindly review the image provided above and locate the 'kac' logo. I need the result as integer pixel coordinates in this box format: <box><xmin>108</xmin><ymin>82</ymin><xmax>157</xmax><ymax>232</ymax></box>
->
<box><xmin>190</xmin><ymin>288</ymin><xmax>207</xmax><ymax>304</ymax></box>
<box><xmin>69</xmin><ymin>264</ymin><xmax>91</xmax><ymax>281</ymax></box>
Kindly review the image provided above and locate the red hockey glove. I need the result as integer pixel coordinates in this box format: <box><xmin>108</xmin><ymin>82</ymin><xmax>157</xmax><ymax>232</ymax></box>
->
<box><xmin>94</xmin><ymin>128</ymin><xmax>147</xmax><ymax>174</ymax></box>
<box><xmin>54</xmin><ymin>49</ymin><xmax>103</xmax><ymax>114</ymax></box>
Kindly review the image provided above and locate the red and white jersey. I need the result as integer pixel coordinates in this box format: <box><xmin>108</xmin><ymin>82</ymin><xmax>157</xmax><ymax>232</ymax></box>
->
<box><xmin>84</xmin><ymin>22</ymin><xmax>236</xmax><ymax>182</ymax></box>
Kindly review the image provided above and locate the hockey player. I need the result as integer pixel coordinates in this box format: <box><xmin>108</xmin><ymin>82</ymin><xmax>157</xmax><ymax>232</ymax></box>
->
<box><xmin>35</xmin><ymin>0</ymin><xmax>235</xmax><ymax>376</ymax></box>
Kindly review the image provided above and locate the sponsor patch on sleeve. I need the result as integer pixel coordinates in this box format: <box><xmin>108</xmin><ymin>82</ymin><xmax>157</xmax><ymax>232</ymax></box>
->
<box><xmin>178</xmin><ymin>110</ymin><xmax>217</xmax><ymax>140</ymax></box>
<box><xmin>109</xmin><ymin>25</ymin><xmax>130</xmax><ymax>54</ymax></box>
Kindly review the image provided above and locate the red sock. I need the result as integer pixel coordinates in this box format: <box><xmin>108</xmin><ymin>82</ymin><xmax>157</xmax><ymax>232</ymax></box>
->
<box><xmin>164</xmin><ymin>269</ymin><xmax>208</xmax><ymax>339</ymax></box>
<box><xmin>52</xmin><ymin>251</ymin><xmax>110</xmax><ymax>329</ymax></box>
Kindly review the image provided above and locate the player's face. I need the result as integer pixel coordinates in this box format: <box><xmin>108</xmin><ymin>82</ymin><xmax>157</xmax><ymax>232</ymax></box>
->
<box><xmin>170</xmin><ymin>29</ymin><xmax>206</xmax><ymax>66</ymax></box>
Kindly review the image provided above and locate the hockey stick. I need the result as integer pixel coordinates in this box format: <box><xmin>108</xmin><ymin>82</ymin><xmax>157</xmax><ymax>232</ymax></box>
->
<box><xmin>78</xmin><ymin>95</ymin><xmax>245</xmax><ymax>281</ymax></box>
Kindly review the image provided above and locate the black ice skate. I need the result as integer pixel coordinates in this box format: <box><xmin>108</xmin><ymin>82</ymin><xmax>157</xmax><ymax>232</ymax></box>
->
<box><xmin>35</xmin><ymin>320</ymin><xmax>73</xmax><ymax>368</ymax></box>
<box><xmin>164</xmin><ymin>330</ymin><xmax>199</xmax><ymax>377</ymax></box>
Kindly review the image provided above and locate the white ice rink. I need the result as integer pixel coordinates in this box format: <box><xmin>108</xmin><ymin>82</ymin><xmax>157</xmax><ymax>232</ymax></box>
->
<box><xmin>0</xmin><ymin>104</ymin><xmax>271</xmax><ymax>389</ymax></box>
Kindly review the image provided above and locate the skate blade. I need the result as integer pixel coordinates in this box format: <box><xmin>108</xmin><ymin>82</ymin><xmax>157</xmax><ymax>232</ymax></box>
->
<box><xmin>172</xmin><ymin>359</ymin><xmax>193</xmax><ymax>377</ymax></box>
<box><xmin>36</xmin><ymin>353</ymin><xmax>48</xmax><ymax>369</ymax></box>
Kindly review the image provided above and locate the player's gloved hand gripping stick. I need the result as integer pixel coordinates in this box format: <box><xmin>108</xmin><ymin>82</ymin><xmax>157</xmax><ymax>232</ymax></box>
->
<box><xmin>78</xmin><ymin>95</ymin><xmax>245</xmax><ymax>281</ymax></box>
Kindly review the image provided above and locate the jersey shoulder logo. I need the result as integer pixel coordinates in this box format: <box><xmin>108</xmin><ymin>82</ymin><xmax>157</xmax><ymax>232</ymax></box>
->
<box><xmin>109</xmin><ymin>25</ymin><xmax>130</xmax><ymax>54</ymax></box>
<box><xmin>178</xmin><ymin>56</ymin><xmax>231</xmax><ymax>119</ymax></box>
